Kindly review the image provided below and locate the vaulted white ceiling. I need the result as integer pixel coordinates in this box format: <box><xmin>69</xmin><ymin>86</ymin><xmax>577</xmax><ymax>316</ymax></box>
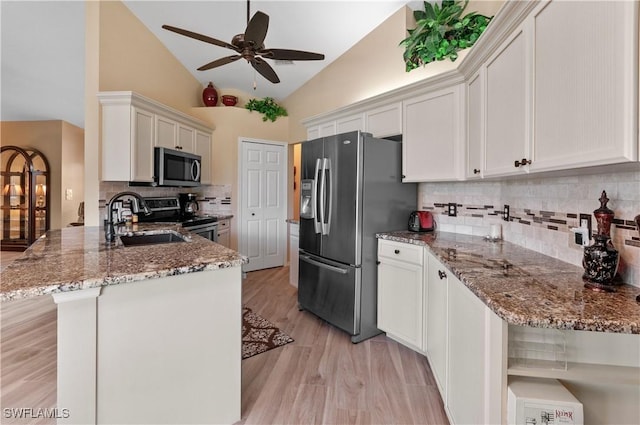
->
<box><xmin>1</xmin><ymin>1</ymin><xmax>416</xmax><ymax>129</ymax></box>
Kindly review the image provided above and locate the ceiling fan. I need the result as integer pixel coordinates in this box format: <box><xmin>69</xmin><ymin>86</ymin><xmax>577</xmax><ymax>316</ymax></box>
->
<box><xmin>162</xmin><ymin>0</ymin><xmax>325</xmax><ymax>84</ymax></box>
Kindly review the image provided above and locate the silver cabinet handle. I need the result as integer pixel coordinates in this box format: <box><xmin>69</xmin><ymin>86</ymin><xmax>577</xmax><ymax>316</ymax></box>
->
<box><xmin>300</xmin><ymin>255</ymin><xmax>348</xmax><ymax>274</ymax></box>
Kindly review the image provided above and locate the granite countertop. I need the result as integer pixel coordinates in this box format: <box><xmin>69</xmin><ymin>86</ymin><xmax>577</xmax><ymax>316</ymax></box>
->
<box><xmin>0</xmin><ymin>223</ymin><xmax>248</xmax><ymax>302</ymax></box>
<box><xmin>377</xmin><ymin>231</ymin><xmax>640</xmax><ymax>334</ymax></box>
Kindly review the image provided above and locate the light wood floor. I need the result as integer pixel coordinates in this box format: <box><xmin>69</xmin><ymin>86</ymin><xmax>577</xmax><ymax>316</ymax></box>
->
<box><xmin>0</xmin><ymin>266</ymin><xmax>448</xmax><ymax>425</ymax></box>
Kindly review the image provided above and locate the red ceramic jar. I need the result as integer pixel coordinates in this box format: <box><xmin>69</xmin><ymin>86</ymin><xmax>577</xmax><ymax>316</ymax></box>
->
<box><xmin>202</xmin><ymin>82</ymin><xmax>218</xmax><ymax>107</ymax></box>
<box><xmin>221</xmin><ymin>95</ymin><xmax>238</xmax><ymax>106</ymax></box>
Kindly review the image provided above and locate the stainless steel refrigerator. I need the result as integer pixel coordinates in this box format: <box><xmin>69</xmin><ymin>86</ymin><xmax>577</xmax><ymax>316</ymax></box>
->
<box><xmin>298</xmin><ymin>131</ymin><xmax>417</xmax><ymax>343</ymax></box>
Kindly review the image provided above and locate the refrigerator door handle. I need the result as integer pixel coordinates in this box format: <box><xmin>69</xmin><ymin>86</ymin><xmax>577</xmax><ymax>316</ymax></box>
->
<box><xmin>313</xmin><ymin>158</ymin><xmax>322</xmax><ymax>234</ymax></box>
<box><xmin>322</xmin><ymin>158</ymin><xmax>332</xmax><ymax>235</ymax></box>
<box><xmin>319</xmin><ymin>158</ymin><xmax>326</xmax><ymax>234</ymax></box>
<box><xmin>300</xmin><ymin>254</ymin><xmax>348</xmax><ymax>274</ymax></box>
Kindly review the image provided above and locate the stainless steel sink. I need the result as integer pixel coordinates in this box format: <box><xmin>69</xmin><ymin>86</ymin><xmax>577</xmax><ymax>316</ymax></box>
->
<box><xmin>119</xmin><ymin>231</ymin><xmax>187</xmax><ymax>247</ymax></box>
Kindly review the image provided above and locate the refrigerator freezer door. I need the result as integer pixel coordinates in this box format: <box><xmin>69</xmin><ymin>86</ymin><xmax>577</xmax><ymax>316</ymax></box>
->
<box><xmin>298</xmin><ymin>251</ymin><xmax>360</xmax><ymax>335</ymax></box>
<box><xmin>320</xmin><ymin>131</ymin><xmax>362</xmax><ymax>266</ymax></box>
<box><xmin>299</xmin><ymin>139</ymin><xmax>324</xmax><ymax>256</ymax></box>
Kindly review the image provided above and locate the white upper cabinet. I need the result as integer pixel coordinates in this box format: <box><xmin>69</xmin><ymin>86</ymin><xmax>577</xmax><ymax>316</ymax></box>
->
<box><xmin>306</xmin><ymin>126</ymin><xmax>320</xmax><ymax>141</ymax></box>
<box><xmin>99</xmin><ymin>92</ymin><xmax>214</xmax><ymax>183</ymax></box>
<box><xmin>466</xmin><ymin>71</ymin><xmax>484</xmax><ymax>179</ymax></box>
<box><xmin>336</xmin><ymin>113</ymin><xmax>365</xmax><ymax>135</ymax></box>
<box><xmin>130</xmin><ymin>107</ymin><xmax>155</xmax><ymax>182</ymax></box>
<box><xmin>194</xmin><ymin>130</ymin><xmax>212</xmax><ymax>185</ymax></box>
<box><xmin>319</xmin><ymin>121</ymin><xmax>337</xmax><ymax>137</ymax></box>
<box><xmin>484</xmin><ymin>27</ymin><xmax>530</xmax><ymax>177</ymax></box>
<box><xmin>530</xmin><ymin>0</ymin><xmax>638</xmax><ymax>170</ymax></box>
<box><xmin>155</xmin><ymin>115</ymin><xmax>178</xmax><ymax>150</ymax></box>
<box><xmin>177</xmin><ymin>124</ymin><xmax>195</xmax><ymax>153</ymax></box>
<box><xmin>365</xmin><ymin>102</ymin><xmax>402</xmax><ymax>138</ymax></box>
<box><xmin>402</xmin><ymin>84</ymin><xmax>465</xmax><ymax>182</ymax></box>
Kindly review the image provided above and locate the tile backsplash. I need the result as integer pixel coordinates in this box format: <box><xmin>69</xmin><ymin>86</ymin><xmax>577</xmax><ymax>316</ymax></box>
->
<box><xmin>99</xmin><ymin>182</ymin><xmax>233</xmax><ymax>217</ymax></box>
<box><xmin>419</xmin><ymin>169</ymin><xmax>640</xmax><ymax>288</ymax></box>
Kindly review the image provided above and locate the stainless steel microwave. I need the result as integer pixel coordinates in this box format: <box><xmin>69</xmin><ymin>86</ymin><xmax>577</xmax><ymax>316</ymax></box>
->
<box><xmin>154</xmin><ymin>147</ymin><xmax>201</xmax><ymax>187</ymax></box>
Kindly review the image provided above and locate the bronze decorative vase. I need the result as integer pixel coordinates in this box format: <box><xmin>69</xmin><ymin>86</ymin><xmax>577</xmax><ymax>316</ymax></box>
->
<box><xmin>583</xmin><ymin>191</ymin><xmax>620</xmax><ymax>291</ymax></box>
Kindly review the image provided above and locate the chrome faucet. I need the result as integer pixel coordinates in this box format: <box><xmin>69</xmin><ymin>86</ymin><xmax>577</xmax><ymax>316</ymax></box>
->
<box><xmin>104</xmin><ymin>191</ymin><xmax>151</xmax><ymax>242</ymax></box>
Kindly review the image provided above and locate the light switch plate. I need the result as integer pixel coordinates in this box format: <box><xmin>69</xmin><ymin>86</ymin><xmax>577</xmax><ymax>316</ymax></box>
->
<box><xmin>448</xmin><ymin>203</ymin><xmax>457</xmax><ymax>217</ymax></box>
<box><xmin>503</xmin><ymin>204</ymin><xmax>510</xmax><ymax>221</ymax></box>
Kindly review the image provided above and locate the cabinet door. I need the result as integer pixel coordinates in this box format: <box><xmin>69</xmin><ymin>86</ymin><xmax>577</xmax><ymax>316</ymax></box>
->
<box><xmin>155</xmin><ymin>115</ymin><xmax>178</xmax><ymax>149</ymax></box>
<box><xmin>306</xmin><ymin>126</ymin><xmax>320</xmax><ymax>141</ymax></box>
<box><xmin>485</xmin><ymin>27</ymin><xmax>530</xmax><ymax>177</ymax></box>
<box><xmin>531</xmin><ymin>0</ymin><xmax>638</xmax><ymax>170</ymax></box>
<box><xmin>365</xmin><ymin>102</ymin><xmax>402</xmax><ymax>138</ymax></box>
<box><xmin>467</xmin><ymin>71</ymin><xmax>484</xmax><ymax>179</ymax></box>
<box><xmin>131</xmin><ymin>107</ymin><xmax>155</xmax><ymax>182</ymax></box>
<box><xmin>336</xmin><ymin>113</ymin><xmax>365</xmax><ymax>134</ymax></box>
<box><xmin>425</xmin><ymin>252</ymin><xmax>448</xmax><ymax>396</ymax></box>
<box><xmin>447</xmin><ymin>276</ymin><xmax>487</xmax><ymax>425</ymax></box>
<box><xmin>195</xmin><ymin>131</ymin><xmax>212</xmax><ymax>185</ymax></box>
<box><xmin>177</xmin><ymin>124</ymin><xmax>195</xmax><ymax>153</ymax></box>
<box><xmin>217</xmin><ymin>219</ymin><xmax>230</xmax><ymax>248</ymax></box>
<box><xmin>402</xmin><ymin>84</ymin><xmax>464</xmax><ymax>182</ymax></box>
<box><xmin>377</xmin><ymin>241</ymin><xmax>424</xmax><ymax>349</ymax></box>
<box><xmin>319</xmin><ymin>121</ymin><xmax>337</xmax><ymax>137</ymax></box>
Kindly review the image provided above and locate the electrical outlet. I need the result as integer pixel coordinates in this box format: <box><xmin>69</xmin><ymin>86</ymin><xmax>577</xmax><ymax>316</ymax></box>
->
<box><xmin>448</xmin><ymin>203</ymin><xmax>457</xmax><ymax>217</ymax></box>
<box><xmin>503</xmin><ymin>204</ymin><xmax>510</xmax><ymax>221</ymax></box>
<box><xmin>579</xmin><ymin>213</ymin><xmax>592</xmax><ymax>241</ymax></box>
<box><xmin>570</xmin><ymin>227</ymin><xmax>590</xmax><ymax>246</ymax></box>
<box><xmin>65</xmin><ymin>189</ymin><xmax>73</xmax><ymax>200</ymax></box>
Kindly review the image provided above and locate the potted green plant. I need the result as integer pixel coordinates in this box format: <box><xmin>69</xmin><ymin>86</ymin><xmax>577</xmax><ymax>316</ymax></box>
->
<box><xmin>245</xmin><ymin>97</ymin><xmax>288</xmax><ymax>122</ymax></box>
<box><xmin>400</xmin><ymin>0</ymin><xmax>493</xmax><ymax>72</ymax></box>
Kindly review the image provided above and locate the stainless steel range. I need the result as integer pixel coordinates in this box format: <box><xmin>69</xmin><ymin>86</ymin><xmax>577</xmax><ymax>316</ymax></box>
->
<box><xmin>140</xmin><ymin>196</ymin><xmax>218</xmax><ymax>242</ymax></box>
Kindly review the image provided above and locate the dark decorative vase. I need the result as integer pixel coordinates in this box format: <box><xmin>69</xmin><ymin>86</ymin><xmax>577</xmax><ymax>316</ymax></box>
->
<box><xmin>583</xmin><ymin>191</ymin><xmax>619</xmax><ymax>291</ymax></box>
<box><xmin>202</xmin><ymin>82</ymin><xmax>218</xmax><ymax>107</ymax></box>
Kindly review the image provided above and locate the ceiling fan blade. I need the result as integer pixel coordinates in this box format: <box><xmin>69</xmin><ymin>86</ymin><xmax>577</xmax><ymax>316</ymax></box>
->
<box><xmin>197</xmin><ymin>55</ymin><xmax>242</xmax><ymax>71</ymax></box>
<box><xmin>162</xmin><ymin>25</ymin><xmax>238</xmax><ymax>51</ymax></box>
<box><xmin>243</xmin><ymin>11</ymin><xmax>269</xmax><ymax>47</ymax></box>
<box><xmin>250</xmin><ymin>57</ymin><xmax>280</xmax><ymax>84</ymax></box>
<box><xmin>259</xmin><ymin>49</ymin><xmax>325</xmax><ymax>61</ymax></box>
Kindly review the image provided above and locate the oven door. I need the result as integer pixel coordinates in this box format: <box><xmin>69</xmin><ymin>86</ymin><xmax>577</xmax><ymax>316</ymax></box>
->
<box><xmin>184</xmin><ymin>222</ymin><xmax>218</xmax><ymax>242</ymax></box>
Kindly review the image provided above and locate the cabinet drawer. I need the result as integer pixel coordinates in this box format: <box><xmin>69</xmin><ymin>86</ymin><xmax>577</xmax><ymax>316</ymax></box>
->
<box><xmin>378</xmin><ymin>240</ymin><xmax>423</xmax><ymax>265</ymax></box>
<box><xmin>217</xmin><ymin>219</ymin><xmax>230</xmax><ymax>228</ymax></box>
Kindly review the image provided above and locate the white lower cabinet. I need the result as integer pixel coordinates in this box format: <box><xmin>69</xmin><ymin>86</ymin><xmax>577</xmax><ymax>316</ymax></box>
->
<box><xmin>216</xmin><ymin>219</ymin><xmax>230</xmax><ymax>248</ymax></box>
<box><xmin>377</xmin><ymin>240</ymin><xmax>424</xmax><ymax>350</ymax></box>
<box><xmin>378</xmin><ymin>240</ymin><xmax>504</xmax><ymax>425</ymax></box>
<box><xmin>425</xmin><ymin>251</ymin><xmax>448</xmax><ymax>396</ymax></box>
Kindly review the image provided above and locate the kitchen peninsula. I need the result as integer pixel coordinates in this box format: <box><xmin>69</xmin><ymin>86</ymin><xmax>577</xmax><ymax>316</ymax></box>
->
<box><xmin>0</xmin><ymin>224</ymin><xmax>247</xmax><ymax>425</ymax></box>
<box><xmin>376</xmin><ymin>231</ymin><xmax>640</xmax><ymax>425</ymax></box>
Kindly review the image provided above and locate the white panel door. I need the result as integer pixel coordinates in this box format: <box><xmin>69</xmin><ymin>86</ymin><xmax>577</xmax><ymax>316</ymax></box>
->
<box><xmin>241</xmin><ymin>141</ymin><xmax>286</xmax><ymax>272</ymax></box>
